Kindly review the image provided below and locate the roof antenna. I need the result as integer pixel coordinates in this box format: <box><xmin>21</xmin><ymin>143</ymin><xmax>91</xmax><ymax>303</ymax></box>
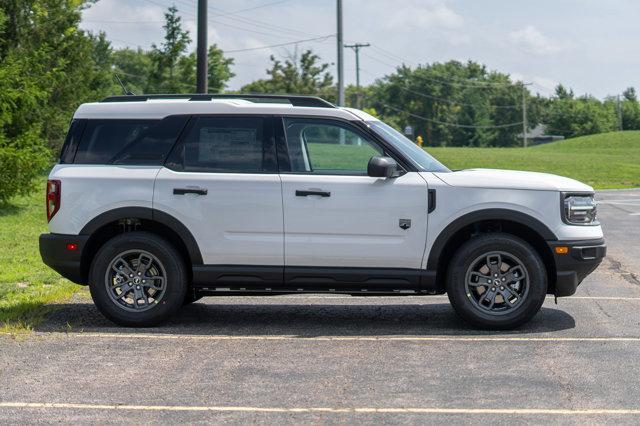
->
<box><xmin>114</xmin><ymin>74</ymin><xmax>135</xmax><ymax>96</ymax></box>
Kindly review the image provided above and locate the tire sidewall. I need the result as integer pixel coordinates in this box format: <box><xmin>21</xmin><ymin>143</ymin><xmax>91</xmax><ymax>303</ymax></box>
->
<box><xmin>446</xmin><ymin>233</ymin><xmax>547</xmax><ymax>329</ymax></box>
<box><xmin>89</xmin><ymin>232</ymin><xmax>187</xmax><ymax>327</ymax></box>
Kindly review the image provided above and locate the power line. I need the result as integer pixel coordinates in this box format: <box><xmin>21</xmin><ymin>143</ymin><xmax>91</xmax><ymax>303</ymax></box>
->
<box><xmin>222</xmin><ymin>35</ymin><xmax>334</xmax><ymax>54</ymax></box>
<box><xmin>359</xmin><ymin>66</ymin><xmax>521</xmax><ymax>109</ymax></box>
<box><xmin>209</xmin><ymin>0</ymin><xmax>289</xmax><ymax>18</ymax></box>
<box><xmin>381</xmin><ymin>102</ymin><xmax>524</xmax><ymax>129</ymax></box>
<box><xmin>362</xmin><ymin>49</ymin><xmax>519</xmax><ymax>88</ymax></box>
<box><xmin>396</xmin><ymin>85</ymin><xmax>520</xmax><ymax>109</ymax></box>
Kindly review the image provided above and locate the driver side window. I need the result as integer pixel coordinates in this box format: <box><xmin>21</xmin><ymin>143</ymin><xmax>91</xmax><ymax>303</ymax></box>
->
<box><xmin>283</xmin><ymin>118</ymin><xmax>383</xmax><ymax>175</ymax></box>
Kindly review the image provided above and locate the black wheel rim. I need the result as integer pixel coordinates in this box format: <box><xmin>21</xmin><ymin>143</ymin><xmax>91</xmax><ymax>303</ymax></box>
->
<box><xmin>464</xmin><ymin>251</ymin><xmax>529</xmax><ymax>316</ymax></box>
<box><xmin>104</xmin><ymin>250</ymin><xmax>167</xmax><ymax>312</ymax></box>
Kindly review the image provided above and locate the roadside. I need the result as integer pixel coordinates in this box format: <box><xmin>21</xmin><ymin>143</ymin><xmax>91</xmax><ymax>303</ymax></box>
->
<box><xmin>0</xmin><ymin>186</ymin><xmax>78</xmax><ymax>333</ymax></box>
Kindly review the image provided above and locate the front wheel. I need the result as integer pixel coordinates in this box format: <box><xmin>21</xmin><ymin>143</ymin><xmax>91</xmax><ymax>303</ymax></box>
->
<box><xmin>89</xmin><ymin>232</ymin><xmax>188</xmax><ymax>327</ymax></box>
<box><xmin>446</xmin><ymin>233</ymin><xmax>547</xmax><ymax>329</ymax></box>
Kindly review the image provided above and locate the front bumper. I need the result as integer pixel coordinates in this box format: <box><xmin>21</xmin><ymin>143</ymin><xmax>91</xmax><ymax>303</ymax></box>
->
<box><xmin>548</xmin><ymin>238</ymin><xmax>606</xmax><ymax>297</ymax></box>
<box><xmin>39</xmin><ymin>233</ymin><xmax>89</xmax><ymax>284</ymax></box>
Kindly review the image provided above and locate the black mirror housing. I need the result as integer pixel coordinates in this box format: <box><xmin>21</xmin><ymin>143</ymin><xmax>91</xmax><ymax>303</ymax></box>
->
<box><xmin>368</xmin><ymin>156</ymin><xmax>398</xmax><ymax>178</ymax></box>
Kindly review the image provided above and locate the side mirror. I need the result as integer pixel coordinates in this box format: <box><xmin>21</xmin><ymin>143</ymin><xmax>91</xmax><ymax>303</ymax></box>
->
<box><xmin>367</xmin><ymin>156</ymin><xmax>398</xmax><ymax>178</ymax></box>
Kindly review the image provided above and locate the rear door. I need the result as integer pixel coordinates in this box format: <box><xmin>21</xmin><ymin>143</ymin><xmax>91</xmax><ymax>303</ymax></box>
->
<box><xmin>153</xmin><ymin>115</ymin><xmax>284</xmax><ymax>274</ymax></box>
<box><xmin>277</xmin><ymin>117</ymin><xmax>429</xmax><ymax>284</ymax></box>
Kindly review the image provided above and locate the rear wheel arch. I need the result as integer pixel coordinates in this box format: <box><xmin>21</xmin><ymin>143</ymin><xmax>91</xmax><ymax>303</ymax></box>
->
<box><xmin>79</xmin><ymin>207</ymin><xmax>202</xmax><ymax>283</ymax></box>
<box><xmin>427</xmin><ymin>209</ymin><xmax>557</xmax><ymax>293</ymax></box>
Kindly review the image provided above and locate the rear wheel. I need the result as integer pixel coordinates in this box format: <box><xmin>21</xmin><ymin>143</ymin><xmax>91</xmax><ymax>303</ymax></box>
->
<box><xmin>183</xmin><ymin>291</ymin><xmax>203</xmax><ymax>305</ymax></box>
<box><xmin>446</xmin><ymin>233</ymin><xmax>547</xmax><ymax>329</ymax></box>
<box><xmin>89</xmin><ymin>232</ymin><xmax>187</xmax><ymax>327</ymax></box>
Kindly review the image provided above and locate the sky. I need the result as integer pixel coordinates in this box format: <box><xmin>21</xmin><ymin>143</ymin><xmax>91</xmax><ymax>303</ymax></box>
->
<box><xmin>80</xmin><ymin>0</ymin><xmax>640</xmax><ymax>99</ymax></box>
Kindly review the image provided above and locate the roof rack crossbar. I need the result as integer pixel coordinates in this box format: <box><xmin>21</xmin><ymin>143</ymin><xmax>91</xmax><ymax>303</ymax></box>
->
<box><xmin>100</xmin><ymin>94</ymin><xmax>335</xmax><ymax>108</ymax></box>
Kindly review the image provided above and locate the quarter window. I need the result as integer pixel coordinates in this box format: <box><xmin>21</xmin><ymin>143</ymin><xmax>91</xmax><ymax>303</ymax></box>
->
<box><xmin>283</xmin><ymin>118</ymin><xmax>383</xmax><ymax>175</ymax></box>
<box><xmin>74</xmin><ymin>120</ymin><xmax>157</xmax><ymax>164</ymax></box>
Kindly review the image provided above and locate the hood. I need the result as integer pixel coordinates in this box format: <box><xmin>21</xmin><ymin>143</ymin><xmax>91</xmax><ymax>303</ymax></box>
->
<box><xmin>433</xmin><ymin>169</ymin><xmax>593</xmax><ymax>192</ymax></box>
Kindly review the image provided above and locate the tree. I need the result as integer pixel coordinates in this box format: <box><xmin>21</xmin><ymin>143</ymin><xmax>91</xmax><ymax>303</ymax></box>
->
<box><xmin>137</xmin><ymin>7</ymin><xmax>234</xmax><ymax>94</ymax></box>
<box><xmin>241</xmin><ymin>50</ymin><xmax>333</xmax><ymax>97</ymax></box>
<box><xmin>621</xmin><ymin>87</ymin><xmax>640</xmax><ymax>130</ymax></box>
<box><xmin>0</xmin><ymin>0</ymin><xmax>119</xmax><ymax>200</ymax></box>
<box><xmin>177</xmin><ymin>44</ymin><xmax>235</xmax><ymax>93</ymax></box>
<box><xmin>149</xmin><ymin>5</ymin><xmax>191</xmax><ymax>93</ymax></box>
<box><xmin>368</xmin><ymin>60</ymin><xmax>531</xmax><ymax>147</ymax></box>
<box><xmin>545</xmin><ymin>85</ymin><xmax>617</xmax><ymax>138</ymax></box>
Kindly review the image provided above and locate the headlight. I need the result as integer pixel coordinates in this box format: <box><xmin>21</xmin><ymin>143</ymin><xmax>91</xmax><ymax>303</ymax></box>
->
<box><xmin>562</xmin><ymin>194</ymin><xmax>599</xmax><ymax>225</ymax></box>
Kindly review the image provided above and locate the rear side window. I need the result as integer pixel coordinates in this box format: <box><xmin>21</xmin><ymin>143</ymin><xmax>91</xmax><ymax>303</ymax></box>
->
<box><xmin>72</xmin><ymin>116</ymin><xmax>188</xmax><ymax>165</ymax></box>
<box><xmin>166</xmin><ymin>116</ymin><xmax>276</xmax><ymax>173</ymax></box>
<box><xmin>59</xmin><ymin>119</ymin><xmax>86</xmax><ymax>164</ymax></box>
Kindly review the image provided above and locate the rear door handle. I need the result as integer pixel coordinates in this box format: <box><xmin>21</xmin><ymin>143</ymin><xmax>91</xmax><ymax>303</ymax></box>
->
<box><xmin>173</xmin><ymin>188</ymin><xmax>208</xmax><ymax>195</ymax></box>
<box><xmin>296</xmin><ymin>190</ymin><xmax>331</xmax><ymax>197</ymax></box>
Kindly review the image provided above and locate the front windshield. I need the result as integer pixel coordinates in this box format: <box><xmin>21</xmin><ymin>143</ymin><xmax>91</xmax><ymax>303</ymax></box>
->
<box><xmin>368</xmin><ymin>120</ymin><xmax>450</xmax><ymax>173</ymax></box>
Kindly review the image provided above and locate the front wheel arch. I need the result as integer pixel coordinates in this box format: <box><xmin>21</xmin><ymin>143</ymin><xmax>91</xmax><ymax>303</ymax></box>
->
<box><xmin>427</xmin><ymin>210</ymin><xmax>556</xmax><ymax>294</ymax></box>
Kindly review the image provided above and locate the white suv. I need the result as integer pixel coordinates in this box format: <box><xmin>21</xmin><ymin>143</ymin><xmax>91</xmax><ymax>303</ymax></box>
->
<box><xmin>39</xmin><ymin>94</ymin><xmax>605</xmax><ymax>329</ymax></box>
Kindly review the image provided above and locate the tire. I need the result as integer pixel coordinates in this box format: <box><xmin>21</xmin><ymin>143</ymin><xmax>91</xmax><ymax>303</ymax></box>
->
<box><xmin>183</xmin><ymin>291</ymin><xmax>203</xmax><ymax>306</ymax></box>
<box><xmin>88</xmin><ymin>232</ymin><xmax>188</xmax><ymax>327</ymax></box>
<box><xmin>446</xmin><ymin>233</ymin><xmax>547</xmax><ymax>330</ymax></box>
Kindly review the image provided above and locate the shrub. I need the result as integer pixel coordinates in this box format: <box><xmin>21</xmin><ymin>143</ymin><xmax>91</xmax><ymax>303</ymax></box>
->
<box><xmin>0</xmin><ymin>128</ymin><xmax>50</xmax><ymax>202</ymax></box>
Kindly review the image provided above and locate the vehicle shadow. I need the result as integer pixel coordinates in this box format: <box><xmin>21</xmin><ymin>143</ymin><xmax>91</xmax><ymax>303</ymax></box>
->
<box><xmin>36</xmin><ymin>298</ymin><xmax>576</xmax><ymax>336</ymax></box>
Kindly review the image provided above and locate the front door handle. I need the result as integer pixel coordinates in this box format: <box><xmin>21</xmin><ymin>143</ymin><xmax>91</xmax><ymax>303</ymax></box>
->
<box><xmin>296</xmin><ymin>190</ymin><xmax>331</xmax><ymax>197</ymax></box>
<box><xmin>173</xmin><ymin>187</ymin><xmax>208</xmax><ymax>195</ymax></box>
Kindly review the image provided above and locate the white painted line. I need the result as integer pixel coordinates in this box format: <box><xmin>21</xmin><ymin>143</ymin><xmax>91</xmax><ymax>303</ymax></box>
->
<box><xmin>565</xmin><ymin>296</ymin><xmax>640</xmax><ymax>300</ymax></box>
<box><xmin>204</xmin><ymin>295</ymin><xmax>640</xmax><ymax>301</ymax></box>
<box><xmin>597</xmin><ymin>201</ymin><xmax>640</xmax><ymax>206</ymax></box>
<box><xmin>31</xmin><ymin>332</ymin><xmax>640</xmax><ymax>343</ymax></box>
<box><xmin>1</xmin><ymin>402</ymin><xmax>639</xmax><ymax>415</ymax></box>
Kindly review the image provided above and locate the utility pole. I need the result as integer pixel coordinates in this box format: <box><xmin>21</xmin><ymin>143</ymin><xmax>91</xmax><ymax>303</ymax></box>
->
<box><xmin>617</xmin><ymin>95</ymin><xmax>623</xmax><ymax>131</ymax></box>
<box><xmin>522</xmin><ymin>82</ymin><xmax>530</xmax><ymax>148</ymax></box>
<box><xmin>196</xmin><ymin>0</ymin><xmax>208</xmax><ymax>93</ymax></box>
<box><xmin>344</xmin><ymin>42</ymin><xmax>370</xmax><ymax>109</ymax></box>
<box><xmin>336</xmin><ymin>0</ymin><xmax>344</xmax><ymax>106</ymax></box>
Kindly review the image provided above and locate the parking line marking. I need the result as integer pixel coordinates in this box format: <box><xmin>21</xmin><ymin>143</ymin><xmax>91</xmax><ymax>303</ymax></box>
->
<box><xmin>1</xmin><ymin>402</ymin><xmax>639</xmax><ymax>415</ymax></box>
<box><xmin>29</xmin><ymin>332</ymin><xmax>640</xmax><ymax>342</ymax></box>
<box><xmin>202</xmin><ymin>295</ymin><xmax>640</xmax><ymax>301</ymax></box>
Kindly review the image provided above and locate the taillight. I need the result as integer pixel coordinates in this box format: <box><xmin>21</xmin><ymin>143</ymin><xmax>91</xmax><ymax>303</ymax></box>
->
<box><xmin>46</xmin><ymin>179</ymin><xmax>61</xmax><ymax>222</ymax></box>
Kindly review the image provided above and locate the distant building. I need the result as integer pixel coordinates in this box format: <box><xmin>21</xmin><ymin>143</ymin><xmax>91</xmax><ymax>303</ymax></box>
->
<box><xmin>520</xmin><ymin>124</ymin><xmax>565</xmax><ymax>145</ymax></box>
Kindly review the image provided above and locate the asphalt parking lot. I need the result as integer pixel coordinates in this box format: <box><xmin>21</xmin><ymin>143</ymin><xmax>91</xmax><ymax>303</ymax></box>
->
<box><xmin>1</xmin><ymin>189</ymin><xmax>640</xmax><ymax>424</ymax></box>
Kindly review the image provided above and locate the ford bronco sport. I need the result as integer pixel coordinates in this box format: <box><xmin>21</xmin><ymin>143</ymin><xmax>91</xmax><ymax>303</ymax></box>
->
<box><xmin>39</xmin><ymin>94</ymin><xmax>606</xmax><ymax>328</ymax></box>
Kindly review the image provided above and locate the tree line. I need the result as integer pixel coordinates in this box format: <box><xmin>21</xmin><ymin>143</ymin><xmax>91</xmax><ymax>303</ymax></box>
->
<box><xmin>2</xmin><ymin>1</ymin><xmax>639</xmax><ymax>201</ymax></box>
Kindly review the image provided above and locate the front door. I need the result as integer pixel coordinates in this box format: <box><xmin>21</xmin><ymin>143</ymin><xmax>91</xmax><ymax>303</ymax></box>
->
<box><xmin>278</xmin><ymin>117</ymin><xmax>429</xmax><ymax>286</ymax></box>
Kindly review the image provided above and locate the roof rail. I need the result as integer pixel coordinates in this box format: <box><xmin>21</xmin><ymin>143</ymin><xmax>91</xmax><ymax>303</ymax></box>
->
<box><xmin>100</xmin><ymin>94</ymin><xmax>336</xmax><ymax>108</ymax></box>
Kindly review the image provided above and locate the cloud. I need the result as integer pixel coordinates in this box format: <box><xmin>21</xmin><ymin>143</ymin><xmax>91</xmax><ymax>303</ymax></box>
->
<box><xmin>383</xmin><ymin>0</ymin><xmax>464</xmax><ymax>30</ymax></box>
<box><xmin>508</xmin><ymin>25</ymin><xmax>569</xmax><ymax>55</ymax></box>
<box><xmin>511</xmin><ymin>73</ymin><xmax>559</xmax><ymax>96</ymax></box>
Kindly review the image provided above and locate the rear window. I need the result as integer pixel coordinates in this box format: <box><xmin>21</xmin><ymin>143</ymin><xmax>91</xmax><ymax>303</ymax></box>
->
<box><xmin>72</xmin><ymin>116</ymin><xmax>189</xmax><ymax>165</ymax></box>
<box><xmin>166</xmin><ymin>116</ymin><xmax>276</xmax><ymax>173</ymax></box>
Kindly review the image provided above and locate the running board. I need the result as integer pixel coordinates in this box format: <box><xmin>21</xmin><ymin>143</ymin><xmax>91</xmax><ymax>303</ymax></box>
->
<box><xmin>192</xmin><ymin>265</ymin><xmax>439</xmax><ymax>294</ymax></box>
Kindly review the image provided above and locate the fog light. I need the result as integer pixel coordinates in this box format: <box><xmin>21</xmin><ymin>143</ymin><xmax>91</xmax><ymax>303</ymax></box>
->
<box><xmin>66</xmin><ymin>243</ymin><xmax>78</xmax><ymax>251</ymax></box>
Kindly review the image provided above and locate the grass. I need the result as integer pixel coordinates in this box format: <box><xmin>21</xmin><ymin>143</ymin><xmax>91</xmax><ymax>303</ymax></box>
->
<box><xmin>306</xmin><ymin>131</ymin><xmax>640</xmax><ymax>189</ymax></box>
<box><xmin>0</xmin><ymin>184</ymin><xmax>79</xmax><ymax>334</ymax></box>
<box><xmin>428</xmin><ymin>131</ymin><xmax>640</xmax><ymax>189</ymax></box>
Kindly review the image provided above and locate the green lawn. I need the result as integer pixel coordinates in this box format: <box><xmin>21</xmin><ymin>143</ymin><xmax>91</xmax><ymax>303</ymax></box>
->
<box><xmin>306</xmin><ymin>131</ymin><xmax>640</xmax><ymax>189</ymax></box>
<box><xmin>428</xmin><ymin>131</ymin><xmax>640</xmax><ymax>189</ymax></box>
<box><xmin>0</xmin><ymin>185</ymin><xmax>79</xmax><ymax>333</ymax></box>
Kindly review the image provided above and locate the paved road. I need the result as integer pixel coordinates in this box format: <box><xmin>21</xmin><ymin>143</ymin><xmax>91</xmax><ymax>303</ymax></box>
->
<box><xmin>1</xmin><ymin>189</ymin><xmax>639</xmax><ymax>424</ymax></box>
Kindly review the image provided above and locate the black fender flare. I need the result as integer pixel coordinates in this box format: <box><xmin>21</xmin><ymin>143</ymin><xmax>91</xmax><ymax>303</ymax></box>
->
<box><xmin>426</xmin><ymin>208</ymin><xmax>557</xmax><ymax>271</ymax></box>
<box><xmin>80</xmin><ymin>207</ymin><xmax>203</xmax><ymax>265</ymax></box>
